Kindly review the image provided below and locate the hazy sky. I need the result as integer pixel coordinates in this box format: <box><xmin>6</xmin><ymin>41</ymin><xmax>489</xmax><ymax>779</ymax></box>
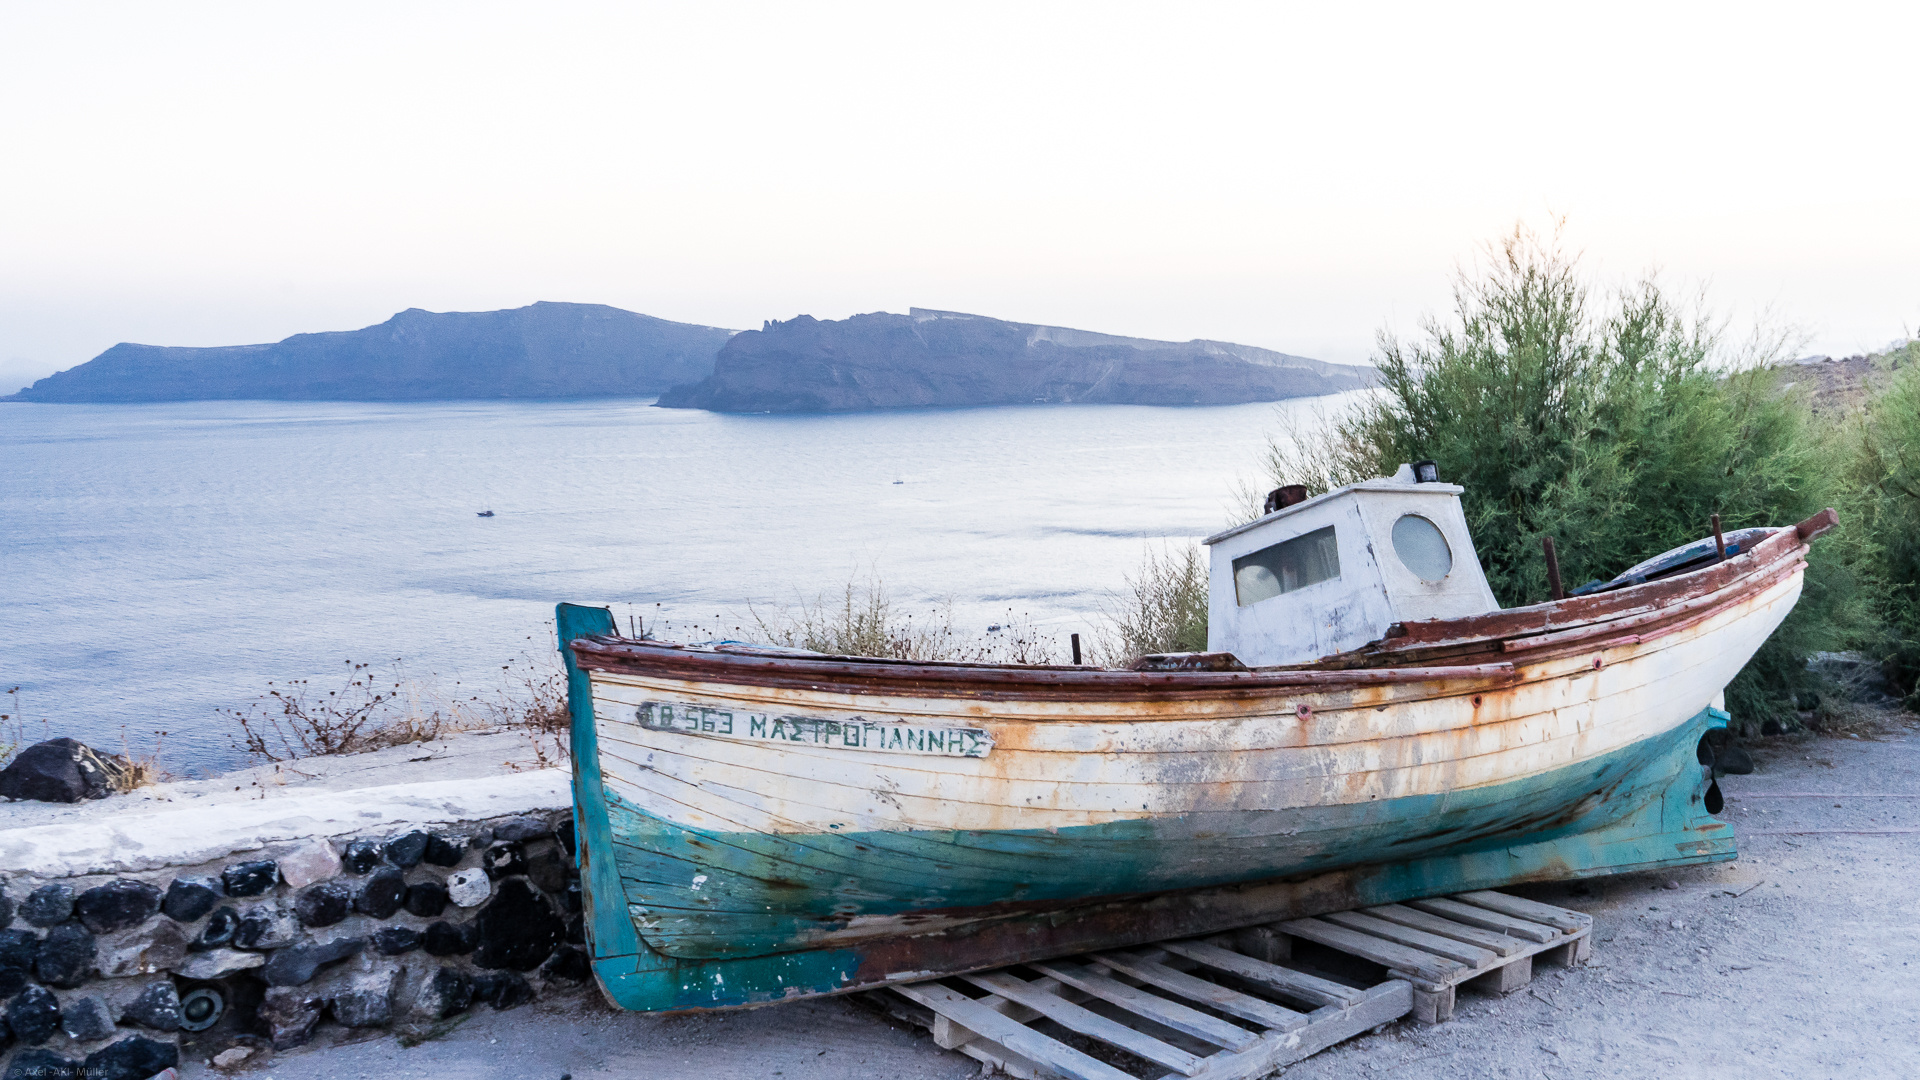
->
<box><xmin>2</xmin><ymin>2</ymin><xmax>1915</xmax><ymax>390</ymax></box>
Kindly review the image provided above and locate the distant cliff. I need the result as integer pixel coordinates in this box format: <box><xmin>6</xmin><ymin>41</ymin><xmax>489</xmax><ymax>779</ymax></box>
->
<box><xmin>656</xmin><ymin>308</ymin><xmax>1374</xmax><ymax>412</ymax></box>
<box><xmin>6</xmin><ymin>302</ymin><xmax>736</xmax><ymax>402</ymax></box>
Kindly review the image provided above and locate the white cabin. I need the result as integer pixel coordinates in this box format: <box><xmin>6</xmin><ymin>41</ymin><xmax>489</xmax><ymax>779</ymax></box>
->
<box><xmin>1202</xmin><ymin>465</ymin><xmax>1499</xmax><ymax>667</ymax></box>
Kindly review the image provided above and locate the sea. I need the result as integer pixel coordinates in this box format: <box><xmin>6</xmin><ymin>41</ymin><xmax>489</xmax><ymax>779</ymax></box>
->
<box><xmin>0</xmin><ymin>395</ymin><xmax>1352</xmax><ymax>773</ymax></box>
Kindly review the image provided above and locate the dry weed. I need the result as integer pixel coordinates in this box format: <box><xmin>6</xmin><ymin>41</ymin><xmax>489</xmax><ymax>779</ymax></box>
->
<box><xmin>748</xmin><ymin>575</ymin><xmax>1060</xmax><ymax>664</ymax></box>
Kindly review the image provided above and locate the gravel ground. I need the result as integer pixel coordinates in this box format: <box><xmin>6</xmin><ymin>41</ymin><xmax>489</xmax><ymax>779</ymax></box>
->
<box><xmin>190</xmin><ymin>723</ymin><xmax>1919</xmax><ymax>1080</ymax></box>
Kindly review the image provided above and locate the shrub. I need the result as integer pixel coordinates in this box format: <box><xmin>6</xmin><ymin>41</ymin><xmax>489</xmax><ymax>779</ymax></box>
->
<box><xmin>1260</xmin><ymin>224</ymin><xmax>1848</xmax><ymax>731</ymax></box>
<box><xmin>1838</xmin><ymin>343</ymin><xmax>1920</xmax><ymax>699</ymax></box>
<box><xmin>1095</xmin><ymin>542</ymin><xmax>1210</xmax><ymax>662</ymax></box>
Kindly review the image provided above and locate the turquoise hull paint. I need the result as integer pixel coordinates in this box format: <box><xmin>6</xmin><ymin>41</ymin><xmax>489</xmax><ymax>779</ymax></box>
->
<box><xmin>559</xmin><ymin>603</ymin><xmax>1734</xmax><ymax>1013</ymax></box>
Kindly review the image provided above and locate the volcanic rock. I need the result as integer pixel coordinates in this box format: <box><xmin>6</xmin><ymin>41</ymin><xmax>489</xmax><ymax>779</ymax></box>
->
<box><xmin>161</xmin><ymin>878</ymin><xmax>220</xmax><ymax>923</ymax></box>
<box><xmin>474</xmin><ymin>879</ymin><xmax>562</xmax><ymax>971</ymax></box>
<box><xmin>220</xmin><ymin>860</ymin><xmax>278</xmax><ymax>898</ymax></box>
<box><xmin>294</xmin><ymin>881</ymin><xmax>352</xmax><ymax>928</ymax></box>
<box><xmin>19</xmin><ymin>885</ymin><xmax>73</xmax><ymax>928</ymax></box>
<box><xmin>403</xmin><ymin>881</ymin><xmax>448</xmax><ymax>918</ymax></box>
<box><xmin>472</xmin><ymin>970</ymin><xmax>534</xmax><ymax>1010</ymax></box>
<box><xmin>0</xmin><ymin>739</ymin><xmax>126</xmax><ymax>802</ymax></box>
<box><xmin>372</xmin><ymin>927</ymin><xmax>421</xmax><ymax>956</ymax></box>
<box><xmin>382</xmin><ymin>831</ymin><xmax>429</xmax><ymax>868</ymax></box>
<box><xmin>257</xmin><ymin>987</ymin><xmax>322</xmax><ymax>1049</ymax></box>
<box><xmin>262</xmin><ymin>936</ymin><xmax>363</xmax><ymax>987</ymax></box>
<box><xmin>122</xmin><ymin>981</ymin><xmax>182</xmax><ymax>1031</ymax></box>
<box><xmin>74</xmin><ymin>880</ymin><xmax>163</xmax><ymax>935</ymax></box>
<box><xmin>422</xmin><ymin>921</ymin><xmax>477</xmax><ymax>957</ymax></box>
<box><xmin>84</xmin><ymin>1035</ymin><xmax>180</xmax><ymax>1080</ymax></box>
<box><xmin>58</xmin><ymin>995</ymin><xmax>113</xmax><ymax>1042</ymax></box>
<box><xmin>5</xmin><ymin>985</ymin><xmax>61</xmax><ymax>1044</ymax></box>
<box><xmin>341</xmin><ymin>840</ymin><xmax>383</xmax><ymax>875</ymax></box>
<box><xmin>34</xmin><ymin>922</ymin><xmax>96</xmax><ymax>988</ymax></box>
<box><xmin>1</xmin><ymin>1050</ymin><xmax>82</xmax><ymax>1080</ymax></box>
<box><xmin>354</xmin><ymin>866</ymin><xmax>407</xmax><ymax>919</ymax></box>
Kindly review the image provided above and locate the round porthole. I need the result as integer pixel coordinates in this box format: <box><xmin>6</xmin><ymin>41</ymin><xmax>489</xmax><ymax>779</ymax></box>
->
<box><xmin>179</xmin><ymin>987</ymin><xmax>225</xmax><ymax>1032</ymax></box>
<box><xmin>1391</xmin><ymin>514</ymin><xmax>1453</xmax><ymax>581</ymax></box>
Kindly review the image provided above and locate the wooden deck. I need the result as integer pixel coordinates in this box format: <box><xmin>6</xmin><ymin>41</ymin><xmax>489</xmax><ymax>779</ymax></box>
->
<box><xmin>870</xmin><ymin>890</ymin><xmax>1593</xmax><ymax>1080</ymax></box>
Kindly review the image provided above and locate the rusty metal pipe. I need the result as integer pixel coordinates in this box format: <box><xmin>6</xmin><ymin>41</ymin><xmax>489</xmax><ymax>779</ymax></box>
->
<box><xmin>1542</xmin><ymin>535</ymin><xmax>1565</xmax><ymax>601</ymax></box>
<box><xmin>1070</xmin><ymin>633</ymin><xmax>1083</xmax><ymax>666</ymax></box>
<box><xmin>1712</xmin><ymin>513</ymin><xmax>1727</xmax><ymax>562</ymax></box>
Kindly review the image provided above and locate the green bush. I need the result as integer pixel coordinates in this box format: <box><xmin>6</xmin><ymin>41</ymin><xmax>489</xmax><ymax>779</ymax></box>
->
<box><xmin>1096</xmin><ymin>542</ymin><xmax>1210</xmax><ymax>662</ymax></box>
<box><xmin>1261</xmin><ymin>225</ymin><xmax>1849</xmax><ymax>731</ymax></box>
<box><xmin>1838</xmin><ymin>343</ymin><xmax>1920</xmax><ymax>699</ymax></box>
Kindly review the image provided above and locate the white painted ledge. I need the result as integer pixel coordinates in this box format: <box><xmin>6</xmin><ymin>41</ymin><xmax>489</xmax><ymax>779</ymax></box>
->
<box><xmin>0</xmin><ymin>769</ymin><xmax>572</xmax><ymax>878</ymax></box>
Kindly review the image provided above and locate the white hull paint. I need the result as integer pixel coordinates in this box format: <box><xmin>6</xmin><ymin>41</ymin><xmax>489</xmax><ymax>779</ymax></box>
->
<box><xmin>587</xmin><ymin>566</ymin><xmax>1799</xmax><ymax>838</ymax></box>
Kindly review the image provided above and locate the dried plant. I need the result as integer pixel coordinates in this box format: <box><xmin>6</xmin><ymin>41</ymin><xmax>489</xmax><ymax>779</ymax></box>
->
<box><xmin>1090</xmin><ymin>542</ymin><xmax>1210</xmax><ymax>664</ymax></box>
<box><xmin>223</xmin><ymin>661</ymin><xmax>445</xmax><ymax>761</ymax></box>
<box><xmin>747</xmin><ymin>575</ymin><xmax>1060</xmax><ymax>664</ymax></box>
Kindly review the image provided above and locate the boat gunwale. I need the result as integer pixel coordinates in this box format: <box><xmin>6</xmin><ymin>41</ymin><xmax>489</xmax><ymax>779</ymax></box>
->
<box><xmin>567</xmin><ymin>509</ymin><xmax>1831</xmax><ymax>700</ymax></box>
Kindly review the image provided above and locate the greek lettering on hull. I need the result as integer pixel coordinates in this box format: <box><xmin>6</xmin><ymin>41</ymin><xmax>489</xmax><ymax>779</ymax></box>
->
<box><xmin>633</xmin><ymin>700</ymin><xmax>993</xmax><ymax>758</ymax></box>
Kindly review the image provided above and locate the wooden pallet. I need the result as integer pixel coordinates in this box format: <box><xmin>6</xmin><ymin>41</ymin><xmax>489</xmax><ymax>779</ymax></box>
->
<box><xmin>871</xmin><ymin>890</ymin><xmax>1592</xmax><ymax>1079</ymax></box>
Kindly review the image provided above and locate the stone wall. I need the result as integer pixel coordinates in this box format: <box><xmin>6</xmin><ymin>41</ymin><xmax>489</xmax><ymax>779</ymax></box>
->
<box><xmin>0</xmin><ymin>772</ymin><xmax>581</xmax><ymax>1079</ymax></box>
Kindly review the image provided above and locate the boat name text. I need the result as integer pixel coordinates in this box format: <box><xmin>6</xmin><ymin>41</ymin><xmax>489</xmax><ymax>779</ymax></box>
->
<box><xmin>634</xmin><ymin>701</ymin><xmax>993</xmax><ymax>758</ymax></box>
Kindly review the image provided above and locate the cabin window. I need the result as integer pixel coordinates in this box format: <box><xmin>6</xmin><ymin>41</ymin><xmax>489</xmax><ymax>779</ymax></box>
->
<box><xmin>1392</xmin><ymin>514</ymin><xmax>1453</xmax><ymax>580</ymax></box>
<box><xmin>1232</xmin><ymin>526</ymin><xmax>1340</xmax><ymax>606</ymax></box>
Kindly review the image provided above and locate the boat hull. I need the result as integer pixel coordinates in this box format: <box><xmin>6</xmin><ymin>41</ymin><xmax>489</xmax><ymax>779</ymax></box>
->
<box><xmin>559</xmin><ymin>516</ymin><xmax>1829</xmax><ymax>1011</ymax></box>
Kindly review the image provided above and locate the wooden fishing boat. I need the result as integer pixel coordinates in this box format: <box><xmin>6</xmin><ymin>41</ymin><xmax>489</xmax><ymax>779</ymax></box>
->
<box><xmin>556</xmin><ymin>471</ymin><xmax>1836</xmax><ymax>1013</ymax></box>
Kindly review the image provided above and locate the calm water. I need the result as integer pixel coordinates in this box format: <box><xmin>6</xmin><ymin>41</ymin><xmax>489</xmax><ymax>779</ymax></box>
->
<box><xmin>0</xmin><ymin>396</ymin><xmax>1347</xmax><ymax>771</ymax></box>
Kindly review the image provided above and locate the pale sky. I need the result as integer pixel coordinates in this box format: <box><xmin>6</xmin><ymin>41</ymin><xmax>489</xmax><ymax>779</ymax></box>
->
<box><xmin>2</xmin><ymin>2</ymin><xmax>1915</xmax><ymax>391</ymax></box>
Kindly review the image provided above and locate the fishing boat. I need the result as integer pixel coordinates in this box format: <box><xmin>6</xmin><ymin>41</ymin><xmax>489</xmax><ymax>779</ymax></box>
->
<box><xmin>556</xmin><ymin>466</ymin><xmax>1836</xmax><ymax>1012</ymax></box>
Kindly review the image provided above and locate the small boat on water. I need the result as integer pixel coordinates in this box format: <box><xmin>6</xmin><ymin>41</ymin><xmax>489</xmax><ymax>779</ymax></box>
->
<box><xmin>556</xmin><ymin>466</ymin><xmax>1836</xmax><ymax>1012</ymax></box>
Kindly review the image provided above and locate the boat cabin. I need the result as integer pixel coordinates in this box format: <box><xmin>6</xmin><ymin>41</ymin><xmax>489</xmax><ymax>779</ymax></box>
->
<box><xmin>1203</xmin><ymin>464</ymin><xmax>1498</xmax><ymax>667</ymax></box>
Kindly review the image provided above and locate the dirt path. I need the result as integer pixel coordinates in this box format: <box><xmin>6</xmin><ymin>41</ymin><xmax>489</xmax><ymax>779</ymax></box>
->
<box><xmin>195</xmin><ymin>726</ymin><xmax>1919</xmax><ymax>1080</ymax></box>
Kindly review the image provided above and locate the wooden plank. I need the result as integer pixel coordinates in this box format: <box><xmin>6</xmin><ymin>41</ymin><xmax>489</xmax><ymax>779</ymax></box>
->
<box><xmin>1360</xmin><ymin>903</ymin><xmax>1524</xmax><ymax>956</ymax></box>
<box><xmin>962</xmin><ymin>972</ymin><xmax>1205</xmax><ymax>1075</ymax></box>
<box><xmin>1028</xmin><ymin>961</ymin><xmax>1260</xmax><ymax>1051</ymax></box>
<box><xmin>891</xmin><ymin>982</ymin><xmax>1139</xmax><ymax>1080</ymax></box>
<box><xmin>1406</xmin><ymin>898</ymin><xmax>1556</xmax><ymax>943</ymax></box>
<box><xmin>1181</xmin><ymin>981</ymin><xmax>1413</xmax><ymax>1080</ymax></box>
<box><xmin>1320</xmin><ymin>911</ymin><xmax>1500</xmax><ymax>967</ymax></box>
<box><xmin>1272</xmin><ymin>919</ymin><xmax>1467</xmax><ymax>984</ymax></box>
<box><xmin>1159</xmin><ymin>940</ymin><xmax>1365</xmax><ymax>1009</ymax></box>
<box><xmin>1090</xmin><ymin>951</ymin><xmax>1308</xmax><ymax>1032</ymax></box>
<box><xmin>1450</xmin><ymin>890</ymin><xmax>1591</xmax><ymax>933</ymax></box>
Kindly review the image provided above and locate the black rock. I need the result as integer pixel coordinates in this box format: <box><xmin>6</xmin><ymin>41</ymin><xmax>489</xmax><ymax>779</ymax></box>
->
<box><xmin>221</xmin><ymin>860</ymin><xmax>279</xmax><ymax>898</ymax></box>
<box><xmin>0</xmin><ymin>968</ymin><xmax>24</xmax><ymax>1001</ymax></box>
<box><xmin>6</xmin><ymin>985</ymin><xmax>60</xmax><ymax>1044</ymax></box>
<box><xmin>403</xmin><ymin>881</ymin><xmax>448</xmax><ymax>918</ymax></box>
<box><xmin>539</xmin><ymin>945</ymin><xmax>591</xmax><ymax>983</ymax></box>
<box><xmin>262</xmin><ymin>936</ymin><xmax>363</xmax><ymax>987</ymax></box>
<box><xmin>73</xmin><ymin>879</ymin><xmax>163</xmax><ymax>935</ymax></box>
<box><xmin>1717</xmin><ymin>744</ymin><xmax>1755</xmax><ymax>775</ymax></box>
<box><xmin>232</xmin><ymin>908</ymin><xmax>299</xmax><ymax>950</ymax></box>
<box><xmin>563</xmin><ymin>883</ymin><xmax>582</xmax><ymax>914</ymax></box>
<box><xmin>0</xmin><ymin>738</ymin><xmax>122</xmax><ymax>803</ymax></box>
<box><xmin>0</xmin><ymin>1011</ymin><xmax>8</xmax><ymax>1051</ymax></box>
<box><xmin>493</xmin><ymin>816</ymin><xmax>551</xmax><ymax>843</ymax></box>
<box><xmin>161</xmin><ymin>877</ymin><xmax>220</xmax><ymax>923</ymax></box>
<box><xmin>19</xmin><ymin>885</ymin><xmax>73</xmax><ymax>928</ymax></box>
<box><xmin>472</xmin><ymin>970</ymin><xmax>534</xmax><ymax>1010</ymax></box>
<box><xmin>421</xmin><ymin>967</ymin><xmax>472</xmax><ymax>1019</ymax></box>
<box><xmin>122</xmin><ymin>981</ymin><xmax>182</xmax><ymax>1031</ymax></box>
<box><xmin>2</xmin><ymin>1049</ymin><xmax>82</xmax><ymax>1080</ymax></box>
<box><xmin>193</xmin><ymin>906</ymin><xmax>239</xmax><ymax>949</ymax></box>
<box><xmin>424</xmin><ymin>833</ymin><xmax>465</xmax><ymax>867</ymax></box>
<box><xmin>0</xmin><ymin>928</ymin><xmax>36</xmax><ymax>978</ymax></box>
<box><xmin>0</xmin><ymin>885</ymin><xmax>12</xmax><ymax>930</ymax></box>
<box><xmin>294</xmin><ymin>881</ymin><xmax>352</xmax><ymax>928</ymax></box>
<box><xmin>34</xmin><ymin>922</ymin><xmax>96</xmax><ymax>988</ymax></box>
<box><xmin>341</xmin><ymin>839</ymin><xmax>384</xmax><ymax>875</ymax></box>
<box><xmin>382</xmin><ymin>831</ymin><xmax>430</xmax><ymax>868</ymax></box>
<box><xmin>474</xmin><ymin>878</ymin><xmax>563</xmax><ymax>972</ymax></box>
<box><xmin>422</xmin><ymin>921</ymin><xmax>477</xmax><ymax>956</ymax></box>
<box><xmin>83</xmin><ymin>1035</ymin><xmax>180</xmax><ymax>1080</ymax></box>
<box><xmin>58</xmin><ymin>995</ymin><xmax>113</xmax><ymax>1042</ymax></box>
<box><xmin>354</xmin><ymin>866</ymin><xmax>407</xmax><ymax>919</ymax></box>
<box><xmin>372</xmin><ymin>926</ymin><xmax>421</xmax><ymax>955</ymax></box>
<box><xmin>564</xmin><ymin>915</ymin><xmax>584</xmax><ymax>946</ymax></box>
<box><xmin>524</xmin><ymin>843</ymin><xmax>571</xmax><ymax>893</ymax></box>
<box><xmin>556</xmin><ymin>815</ymin><xmax>577</xmax><ymax>858</ymax></box>
<box><xmin>481</xmin><ymin>842</ymin><xmax>526</xmax><ymax>880</ymax></box>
